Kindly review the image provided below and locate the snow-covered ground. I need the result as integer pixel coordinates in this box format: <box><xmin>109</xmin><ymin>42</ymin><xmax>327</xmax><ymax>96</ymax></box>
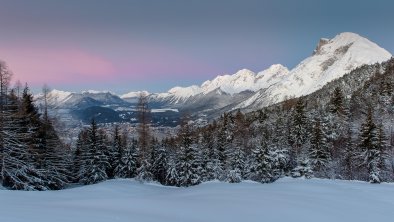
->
<box><xmin>1</xmin><ymin>178</ymin><xmax>393</xmax><ymax>222</ymax></box>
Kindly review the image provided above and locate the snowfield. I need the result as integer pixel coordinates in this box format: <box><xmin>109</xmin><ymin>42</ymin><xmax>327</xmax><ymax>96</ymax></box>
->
<box><xmin>1</xmin><ymin>178</ymin><xmax>394</xmax><ymax>222</ymax></box>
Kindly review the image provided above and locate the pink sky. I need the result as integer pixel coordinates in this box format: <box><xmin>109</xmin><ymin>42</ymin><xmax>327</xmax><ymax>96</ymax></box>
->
<box><xmin>1</xmin><ymin>46</ymin><xmax>116</xmax><ymax>85</ymax></box>
<box><xmin>0</xmin><ymin>41</ymin><xmax>222</xmax><ymax>92</ymax></box>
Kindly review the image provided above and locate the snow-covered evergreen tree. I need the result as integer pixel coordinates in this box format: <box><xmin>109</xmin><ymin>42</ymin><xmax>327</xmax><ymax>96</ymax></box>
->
<box><xmin>248</xmin><ymin>138</ymin><xmax>274</xmax><ymax>183</ymax></box>
<box><xmin>115</xmin><ymin>139</ymin><xmax>138</xmax><ymax>178</ymax></box>
<box><xmin>1</xmin><ymin>91</ymin><xmax>46</xmax><ymax>190</ymax></box>
<box><xmin>80</xmin><ymin>119</ymin><xmax>109</xmax><ymax>185</ymax></box>
<box><xmin>166</xmin><ymin>155</ymin><xmax>179</xmax><ymax>186</ymax></box>
<box><xmin>291</xmin><ymin>158</ymin><xmax>313</xmax><ymax>179</ymax></box>
<box><xmin>106</xmin><ymin>125</ymin><xmax>122</xmax><ymax>179</ymax></box>
<box><xmin>176</xmin><ymin>123</ymin><xmax>201</xmax><ymax>186</ymax></box>
<box><xmin>151</xmin><ymin>143</ymin><xmax>168</xmax><ymax>184</ymax></box>
<box><xmin>358</xmin><ymin>109</ymin><xmax>381</xmax><ymax>183</ymax></box>
<box><xmin>309</xmin><ymin>117</ymin><xmax>331</xmax><ymax>175</ymax></box>
<box><xmin>329</xmin><ymin>86</ymin><xmax>345</xmax><ymax>115</ymax></box>
<box><xmin>226</xmin><ymin>146</ymin><xmax>244</xmax><ymax>183</ymax></box>
<box><xmin>289</xmin><ymin>98</ymin><xmax>309</xmax><ymax>168</ymax></box>
<box><xmin>341</xmin><ymin>127</ymin><xmax>356</xmax><ymax>180</ymax></box>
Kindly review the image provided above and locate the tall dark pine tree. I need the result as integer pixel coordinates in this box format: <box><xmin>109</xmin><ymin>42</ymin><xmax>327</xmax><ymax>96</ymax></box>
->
<box><xmin>309</xmin><ymin>117</ymin><xmax>330</xmax><ymax>175</ymax></box>
<box><xmin>290</xmin><ymin>98</ymin><xmax>309</xmax><ymax>168</ymax></box>
<box><xmin>342</xmin><ymin>127</ymin><xmax>356</xmax><ymax>180</ymax></box>
<box><xmin>21</xmin><ymin>86</ymin><xmax>44</xmax><ymax>170</ymax></box>
<box><xmin>151</xmin><ymin>143</ymin><xmax>168</xmax><ymax>184</ymax></box>
<box><xmin>115</xmin><ymin>139</ymin><xmax>138</xmax><ymax>178</ymax></box>
<box><xmin>329</xmin><ymin>87</ymin><xmax>345</xmax><ymax>115</ymax></box>
<box><xmin>176</xmin><ymin>123</ymin><xmax>200</xmax><ymax>187</ymax></box>
<box><xmin>203</xmin><ymin>123</ymin><xmax>222</xmax><ymax>181</ymax></box>
<box><xmin>226</xmin><ymin>146</ymin><xmax>245</xmax><ymax>183</ymax></box>
<box><xmin>106</xmin><ymin>125</ymin><xmax>122</xmax><ymax>179</ymax></box>
<box><xmin>248</xmin><ymin>137</ymin><xmax>274</xmax><ymax>183</ymax></box>
<box><xmin>1</xmin><ymin>90</ymin><xmax>45</xmax><ymax>190</ymax></box>
<box><xmin>80</xmin><ymin>119</ymin><xmax>109</xmax><ymax>185</ymax></box>
<box><xmin>358</xmin><ymin>109</ymin><xmax>380</xmax><ymax>183</ymax></box>
<box><xmin>376</xmin><ymin>123</ymin><xmax>389</xmax><ymax>179</ymax></box>
<box><xmin>74</xmin><ymin>130</ymin><xmax>88</xmax><ymax>182</ymax></box>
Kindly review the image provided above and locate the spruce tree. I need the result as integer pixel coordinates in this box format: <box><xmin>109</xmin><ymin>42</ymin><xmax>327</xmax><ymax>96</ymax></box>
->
<box><xmin>329</xmin><ymin>87</ymin><xmax>345</xmax><ymax>115</ymax></box>
<box><xmin>248</xmin><ymin>138</ymin><xmax>274</xmax><ymax>183</ymax></box>
<box><xmin>107</xmin><ymin>125</ymin><xmax>122</xmax><ymax>179</ymax></box>
<box><xmin>290</xmin><ymin>98</ymin><xmax>309</xmax><ymax>168</ymax></box>
<box><xmin>1</xmin><ymin>91</ymin><xmax>45</xmax><ymax>190</ymax></box>
<box><xmin>176</xmin><ymin>123</ymin><xmax>200</xmax><ymax>186</ymax></box>
<box><xmin>309</xmin><ymin>117</ymin><xmax>330</xmax><ymax>175</ymax></box>
<box><xmin>342</xmin><ymin>127</ymin><xmax>356</xmax><ymax>180</ymax></box>
<box><xmin>226</xmin><ymin>146</ymin><xmax>245</xmax><ymax>183</ymax></box>
<box><xmin>151</xmin><ymin>142</ymin><xmax>168</xmax><ymax>184</ymax></box>
<box><xmin>80</xmin><ymin>119</ymin><xmax>109</xmax><ymax>185</ymax></box>
<box><xmin>115</xmin><ymin>139</ymin><xmax>138</xmax><ymax>178</ymax></box>
<box><xmin>358</xmin><ymin>109</ymin><xmax>380</xmax><ymax>183</ymax></box>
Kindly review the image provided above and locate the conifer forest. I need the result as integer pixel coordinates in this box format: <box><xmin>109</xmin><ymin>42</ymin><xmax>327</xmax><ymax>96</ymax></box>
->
<box><xmin>1</xmin><ymin>59</ymin><xmax>394</xmax><ymax>191</ymax></box>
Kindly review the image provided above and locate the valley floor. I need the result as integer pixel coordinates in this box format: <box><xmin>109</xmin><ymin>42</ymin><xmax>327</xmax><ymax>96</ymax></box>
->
<box><xmin>1</xmin><ymin>178</ymin><xmax>393</xmax><ymax>222</ymax></box>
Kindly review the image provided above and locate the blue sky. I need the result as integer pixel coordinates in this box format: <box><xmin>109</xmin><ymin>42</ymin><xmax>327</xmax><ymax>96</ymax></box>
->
<box><xmin>0</xmin><ymin>0</ymin><xmax>393</xmax><ymax>93</ymax></box>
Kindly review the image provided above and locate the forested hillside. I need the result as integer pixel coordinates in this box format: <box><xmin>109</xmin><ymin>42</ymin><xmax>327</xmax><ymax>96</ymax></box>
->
<box><xmin>1</xmin><ymin>58</ymin><xmax>394</xmax><ymax>190</ymax></box>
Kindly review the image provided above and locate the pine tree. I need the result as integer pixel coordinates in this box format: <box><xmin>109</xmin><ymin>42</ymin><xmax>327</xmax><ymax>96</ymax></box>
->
<box><xmin>80</xmin><ymin>119</ymin><xmax>109</xmax><ymax>185</ymax></box>
<box><xmin>74</xmin><ymin>130</ymin><xmax>88</xmax><ymax>182</ymax></box>
<box><xmin>226</xmin><ymin>146</ymin><xmax>245</xmax><ymax>183</ymax></box>
<box><xmin>358</xmin><ymin>109</ymin><xmax>380</xmax><ymax>183</ymax></box>
<box><xmin>272</xmin><ymin>116</ymin><xmax>290</xmax><ymax>175</ymax></box>
<box><xmin>166</xmin><ymin>155</ymin><xmax>179</xmax><ymax>186</ymax></box>
<box><xmin>248</xmin><ymin>138</ymin><xmax>274</xmax><ymax>183</ymax></box>
<box><xmin>107</xmin><ymin>125</ymin><xmax>122</xmax><ymax>179</ymax></box>
<box><xmin>341</xmin><ymin>127</ymin><xmax>356</xmax><ymax>180</ymax></box>
<box><xmin>20</xmin><ymin>86</ymin><xmax>45</xmax><ymax>171</ymax></box>
<box><xmin>309</xmin><ymin>117</ymin><xmax>330</xmax><ymax>175</ymax></box>
<box><xmin>41</xmin><ymin>120</ymin><xmax>69</xmax><ymax>190</ymax></box>
<box><xmin>329</xmin><ymin>87</ymin><xmax>345</xmax><ymax>115</ymax></box>
<box><xmin>151</xmin><ymin>142</ymin><xmax>168</xmax><ymax>184</ymax></box>
<box><xmin>217</xmin><ymin>113</ymin><xmax>231</xmax><ymax>171</ymax></box>
<box><xmin>376</xmin><ymin>123</ymin><xmax>389</xmax><ymax>180</ymax></box>
<box><xmin>290</xmin><ymin>98</ymin><xmax>309</xmax><ymax>169</ymax></box>
<box><xmin>115</xmin><ymin>139</ymin><xmax>138</xmax><ymax>178</ymax></box>
<box><xmin>1</xmin><ymin>91</ymin><xmax>45</xmax><ymax>190</ymax></box>
<box><xmin>176</xmin><ymin>123</ymin><xmax>200</xmax><ymax>186</ymax></box>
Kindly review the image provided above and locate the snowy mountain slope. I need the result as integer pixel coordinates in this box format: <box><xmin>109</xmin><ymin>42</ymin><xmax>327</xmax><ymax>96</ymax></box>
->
<box><xmin>37</xmin><ymin>90</ymin><xmax>129</xmax><ymax>109</ymax></box>
<box><xmin>120</xmin><ymin>91</ymin><xmax>150</xmax><ymax>99</ymax></box>
<box><xmin>1</xmin><ymin>178</ymin><xmax>394</xmax><ymax>222</ymax></box>
<box><xmin>121</xmin><ymin>64</ymin><xmax>289</xmax><ymax>105</ymax></box>
<box><xmin>46</xmin><ymin>89</ymin><xmax>73</xmax><ymax>106</ymax></box>
<box><xmin>236</xmin><ymin>32</ymin><xmax>392</xmax><ymax>109</ymax></box>
<box><xmin>155</xmin><ymin>85</ymin><xmax>203</xmax><ymax>103</ymax></box>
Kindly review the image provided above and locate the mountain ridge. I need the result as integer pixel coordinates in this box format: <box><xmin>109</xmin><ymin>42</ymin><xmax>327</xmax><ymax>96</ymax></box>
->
<box><xmin>39</xmin><ymin>32</ymin><xmax>392</xmax><ymax>124</ymax></box>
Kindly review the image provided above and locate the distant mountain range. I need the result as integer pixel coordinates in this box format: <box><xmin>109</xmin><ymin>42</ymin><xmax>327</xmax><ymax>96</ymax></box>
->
<box><xmin>36</xmin><ymin>32</ymin><xmax>392</xmax><ymax>126</ymax></box>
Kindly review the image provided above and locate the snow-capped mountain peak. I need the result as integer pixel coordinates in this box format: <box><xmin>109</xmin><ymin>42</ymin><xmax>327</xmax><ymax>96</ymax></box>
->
<box><xmin>200</xmin><ymin>69</ymin><xmax>257</xmax><ymax>95</ymax></box>
<box><xmin>82</xmin><ymin>90</ymin><xmax>115</xmax><ymax>95</ymax></box>
<box><xmin>236</xmin><ymin>32</ymin><xmax>392</xmax><ymax>109</ymax></box>
<box><xmin>47</xmin><ymin>89</ymin><xmax>73</xmax><ymax>104</ymax></box>
<box><xmin>120</xmin><ymin>91</ymin><xmax>150</xmax><ymax>99</ymax></box>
